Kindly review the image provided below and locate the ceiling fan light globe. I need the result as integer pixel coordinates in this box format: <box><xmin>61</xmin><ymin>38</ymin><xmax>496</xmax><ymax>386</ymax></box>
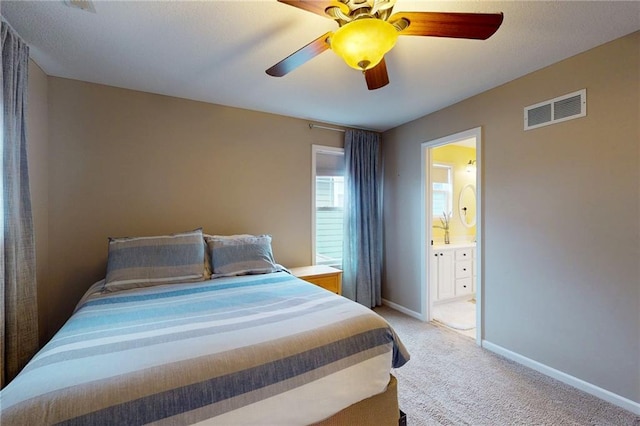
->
<box><xmin>331</xmin><ymin>18</ymin><xmax>398</xmax><ymax>71</ymax></box>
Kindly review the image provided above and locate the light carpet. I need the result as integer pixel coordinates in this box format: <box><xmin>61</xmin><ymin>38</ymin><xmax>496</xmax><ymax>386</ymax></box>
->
<box><xmin>375</xmin><ymin>306</ymin><xmax>639</xmax><ymax>426</ymax></box>
<box><xmin>432</xmin><ymin>300</ymin><xmax>476</xmax><ymax>330</ymax></box>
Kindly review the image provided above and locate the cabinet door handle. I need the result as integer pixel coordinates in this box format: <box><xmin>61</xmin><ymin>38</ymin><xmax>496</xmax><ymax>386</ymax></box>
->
<box><xmin>463</xmin><ymin>268</ymin><xmax>467</xmax><ymax>271</ymax></box>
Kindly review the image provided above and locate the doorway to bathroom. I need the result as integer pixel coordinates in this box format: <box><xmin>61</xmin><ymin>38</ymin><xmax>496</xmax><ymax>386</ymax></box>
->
<box><xmin>420</xmin><ymin>127</ymin><xmax>482</xmax><ymax>345</ymax></box>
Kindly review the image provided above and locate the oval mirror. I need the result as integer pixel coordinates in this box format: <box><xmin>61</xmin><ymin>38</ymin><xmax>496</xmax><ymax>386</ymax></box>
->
<box><xmin>458</xmin><ymin>184</ymin><xmax>477</xmax><ymax>228</ymax></box>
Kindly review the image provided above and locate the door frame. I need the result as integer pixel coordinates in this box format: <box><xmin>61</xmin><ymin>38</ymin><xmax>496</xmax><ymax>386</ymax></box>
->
<box><xmin>420</xmin><ymin>127</ymin><xmax>483</xmax><ymax>346</ymax></box>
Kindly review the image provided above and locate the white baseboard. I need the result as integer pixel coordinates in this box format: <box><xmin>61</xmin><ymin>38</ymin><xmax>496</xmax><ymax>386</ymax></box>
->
<box><xmin>381</xmin><ymin>298</ymin><xmax>424</xmax><ymax>321</ymax></box>
<box><xmin>482</xmin><ymin>340</ymin><xmax>640</xmax><ymax>416</ymax></box>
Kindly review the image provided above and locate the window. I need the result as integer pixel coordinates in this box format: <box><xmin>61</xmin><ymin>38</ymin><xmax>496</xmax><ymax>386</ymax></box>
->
<box><xmin>432</xmin><ymin>163</ymin><xmax>453</xmax><ymax>219</ymax></box>
<box><xmin>312</xmin><ymin>146</ymin><xmax>345</xmax><ymax>268</ymax></box>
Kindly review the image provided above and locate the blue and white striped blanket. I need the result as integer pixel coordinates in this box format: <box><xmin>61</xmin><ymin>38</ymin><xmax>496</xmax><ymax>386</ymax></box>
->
<box><xmin>0</xmin><ymin>272</ymin><xmax>409</xmax><ymax>425</ymax></box>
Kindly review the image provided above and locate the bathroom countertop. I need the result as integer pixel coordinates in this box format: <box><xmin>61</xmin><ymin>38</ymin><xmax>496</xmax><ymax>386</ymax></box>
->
<box><xmin>432</xmin><ymin>242</ymin><xmax>476</xmax><ymax>249</ymax></box>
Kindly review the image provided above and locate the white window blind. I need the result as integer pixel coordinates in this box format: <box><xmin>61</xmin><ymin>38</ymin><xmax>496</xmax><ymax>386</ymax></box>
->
<box><xmin>314</xmin><ymin>149</ymin><xmax>345</xmax><ymax>268</ymax></box>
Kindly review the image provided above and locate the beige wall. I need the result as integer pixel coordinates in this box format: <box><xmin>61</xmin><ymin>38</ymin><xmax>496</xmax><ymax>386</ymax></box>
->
<box><xmin>382</xmin><ymin>32</ymin><xmax>639</xmax><ymax>402</ymax></box>
<box><xmin>43</xmin><ymin>78</ymin><xmax>343</xmax><ymax>340</ymax></box>
<box><xmin>27</xmin><ymin>60</ymin><xmax>49</xmax><ymax>344</ymax></box>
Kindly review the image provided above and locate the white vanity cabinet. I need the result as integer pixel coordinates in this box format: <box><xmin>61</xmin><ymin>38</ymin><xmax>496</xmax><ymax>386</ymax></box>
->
<box><xmin>431</xmin><ymin>249</ymin><xmax>455</xmax><ymax>300</ymax></box>
<box><xmin>431</xmin><ymin>244</ymin><xmax>476</xmax><ymax>302</ymax></box>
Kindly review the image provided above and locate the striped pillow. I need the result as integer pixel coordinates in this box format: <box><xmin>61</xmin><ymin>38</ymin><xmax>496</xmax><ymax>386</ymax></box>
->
<box><xmin>206</xmin><ymin>234</ymin><xmax>279</xmax><ymax>278</ymax></box>
<box><xmin>105</xmin><ymin>229</ymin><xmax>206</xmax><ymax>292</ymax></box>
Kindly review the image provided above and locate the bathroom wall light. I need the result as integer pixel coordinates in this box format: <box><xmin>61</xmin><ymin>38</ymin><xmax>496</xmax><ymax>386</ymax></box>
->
<box><xmin>466</xmin><ymin>160</ymin><xmax>476</xmax><ymax>173</ymax></box>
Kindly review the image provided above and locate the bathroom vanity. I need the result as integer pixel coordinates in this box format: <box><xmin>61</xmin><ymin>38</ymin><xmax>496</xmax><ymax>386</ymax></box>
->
<box><xmin>431</xmin><ymin>243</ymin><xmax>476</xmax><ymax>302</ymax></box>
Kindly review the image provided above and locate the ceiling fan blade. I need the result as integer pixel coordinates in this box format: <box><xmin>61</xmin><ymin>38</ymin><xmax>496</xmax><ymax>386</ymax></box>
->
<box><xmin>365</xmin><ymin>58</ymin><xmax>389</xmax><ymax>90</ymax></box>
<box><xmin>390</xmin><ymin>11</ymin><xmax>504</xmax><ymax>40</ymax></box>
<box><xmin>277</xmin><ymin>0</ymin><xmax>348</xmax><ymax>19</ymax></box>
<box><xmin>266</xmin><ymin>32</ymin><xmax>332</xmax><ymax>77</ymax></box>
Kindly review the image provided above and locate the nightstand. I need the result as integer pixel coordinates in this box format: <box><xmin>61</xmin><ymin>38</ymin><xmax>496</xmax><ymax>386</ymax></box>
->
<box><xmin>289</xmin><ymin>265</ymin><xmax>342</xmax><ymax>294</ymax></box>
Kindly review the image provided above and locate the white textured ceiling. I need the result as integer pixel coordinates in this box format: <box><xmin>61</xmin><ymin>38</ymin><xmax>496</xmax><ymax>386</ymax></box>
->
<box><xmin>3</xmin><ymin>1</ymin><xmax>639</xmax><ymax>131</ymax></box>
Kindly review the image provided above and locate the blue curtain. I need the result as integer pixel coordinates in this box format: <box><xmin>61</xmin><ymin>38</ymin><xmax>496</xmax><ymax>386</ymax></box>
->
<box><xmin>342</xmin><ymin>129</ymin><xmax>382</xmax><ymax>308</ymax></box>
<box><xmin>1</xmin><ymin>20</ymin><xmax>38</xmax><ymax>388</ymax></box>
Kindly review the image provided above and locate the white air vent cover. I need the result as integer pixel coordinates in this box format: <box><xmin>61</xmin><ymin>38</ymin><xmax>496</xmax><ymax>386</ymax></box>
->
<box><xmin>524</xmin><ymin>89</ymin><xmax>586</xmax><ymax>131</ymax></box>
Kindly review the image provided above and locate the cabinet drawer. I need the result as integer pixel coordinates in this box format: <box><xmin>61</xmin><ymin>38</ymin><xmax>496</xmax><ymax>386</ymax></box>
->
<box><xmin>305</xmin><ymin>275</ymin><xmax>340</xmax><ymax>293</ymax></box>
<box><xmin>455</xmin><ymin>248</ymin><xmax>472</xmax><ymax>261</ymax></box>
<box><xmin>455</xmin><ymin>260</ymin><xmax>472</xmax><ymax>278</ymax></box>
<box><xmin>455</xmin><ymin>278</ymin><xmax>473</xmax><ymax>295</ymax></box>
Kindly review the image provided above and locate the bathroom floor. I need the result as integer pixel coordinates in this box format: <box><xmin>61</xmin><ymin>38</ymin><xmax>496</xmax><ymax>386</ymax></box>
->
<box><xmin>432</xmin><ymin>298</ymin><xmax>476</xmax><ymax>339</ymax></box>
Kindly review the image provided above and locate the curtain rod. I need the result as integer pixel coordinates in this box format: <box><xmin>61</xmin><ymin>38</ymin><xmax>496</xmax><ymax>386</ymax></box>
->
<box><xmin>308</xmin><ymin>123</ymin><xmax>346</xmax><ymax>133</ymax></box>
<box><xmin>309</xmin><ymin>123</ymin><xmax>380</xmax><ymax>133</ymax></box>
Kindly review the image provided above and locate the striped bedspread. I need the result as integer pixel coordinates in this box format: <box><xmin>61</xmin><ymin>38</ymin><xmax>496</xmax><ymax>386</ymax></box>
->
<box><xmin>0</xmin><ymin>272</ymin><xmax>409</xmax><ymax>425</ymax></box>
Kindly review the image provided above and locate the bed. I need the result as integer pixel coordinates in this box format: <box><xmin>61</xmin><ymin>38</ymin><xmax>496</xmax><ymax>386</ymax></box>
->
<box><xmin>0</xmin><ymin>230</ymin><xmax>409</xmax><ymax>425</ymax></box>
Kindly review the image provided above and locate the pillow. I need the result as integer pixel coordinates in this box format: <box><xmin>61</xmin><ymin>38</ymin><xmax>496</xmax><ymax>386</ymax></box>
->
<box><xmin>202</xmin><ymin>233</ymin><xmax>253</xmax><ymax>276</ymax></box>
<box><xmin>105</xmin><ymin>229</ymin><xmax>206</xmax><ymax>292</ymax></box>
<box><xmin>206</xmin><ymin>234</ymin><xmax>279</xmax><ymax>278</ymax></box>
<box><xmin>206</xmin><ymin>234</ymin><xmax>254</xmax><ymax>240</ymax></box>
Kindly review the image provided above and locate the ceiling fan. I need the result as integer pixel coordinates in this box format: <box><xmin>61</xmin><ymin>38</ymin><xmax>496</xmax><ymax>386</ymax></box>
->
<box><xmin>266</xmin><ymin>0</ymin><xmax>503</xmax><ymax>90</ymax></box>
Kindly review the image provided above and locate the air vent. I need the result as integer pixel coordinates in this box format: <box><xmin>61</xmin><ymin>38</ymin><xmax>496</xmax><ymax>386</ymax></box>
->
<box><xmin>524</xmin><ymin>89</ymin><xmax>586</xmax><ymax>131</ymax></box>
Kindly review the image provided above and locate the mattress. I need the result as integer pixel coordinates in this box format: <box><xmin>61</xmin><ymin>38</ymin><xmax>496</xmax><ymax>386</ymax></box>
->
<box><xmin>0</xmin><ymin>272</ymin><xmax>409</xmax><ymax>425</ymax></box>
